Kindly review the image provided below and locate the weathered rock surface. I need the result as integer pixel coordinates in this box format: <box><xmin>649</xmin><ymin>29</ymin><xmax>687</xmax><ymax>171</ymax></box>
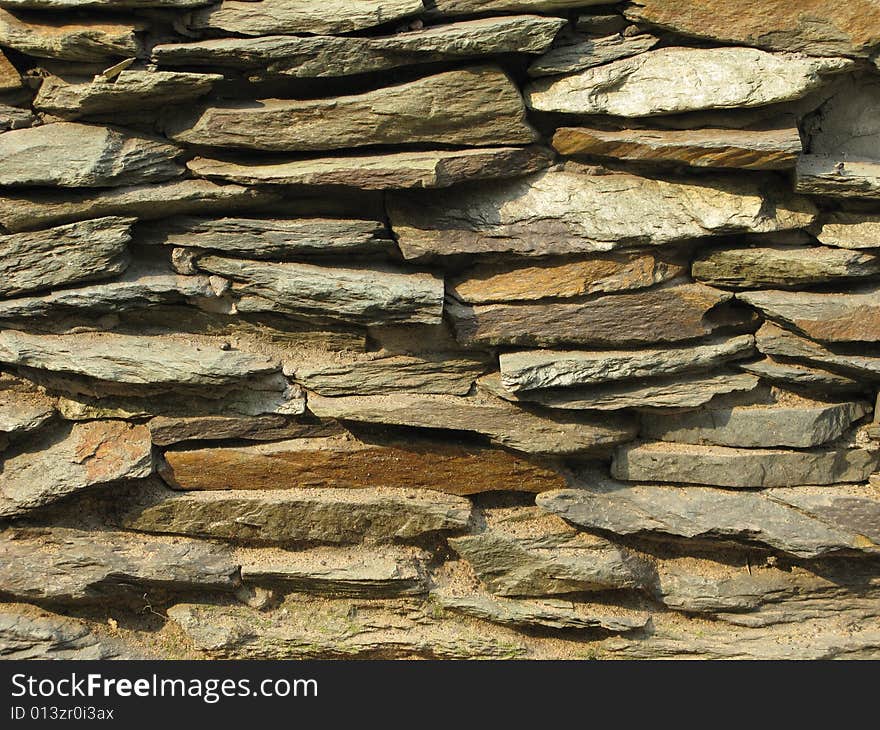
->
<box><xmin>34</xmin><ymin>70</ymin><xmax>221</xmax><ymax>119</ymax></box>
<box><xmin>0</xmin><ymin>421</ymin><xmax>153</xmax><ymax>518</ymax></box>
<box><xmin>448</xmin><ymin>252</ymin><xmax>686</xmax><ymax>304</ymax></box>
<box><xmin>148</xmin><ymin>414</ymin><xmax>335</xmax><ymax>446</ymax></box>
<box><xmin>1</xmin><ymin>0</ymin><xmax>211</xmax><ymax>6</ymax></box>
<box><xmin>428</xmin><ymin>0</ymin><xmax>606</xmax><ymax>16</ymax></box>
<box><xmin>0</xmin><ymin>9</ymin><xmax>142</xmax><ymax>61</ymax></box>
<box><xmin>0</xmin><ymin>103</ymin><xmax>34</xmax><ymax>131</ymax></box>
<box><xmin>739</xmin><ymin>357</ymin><xmax>863</xmax><ymax>391</ymax></box>
<box><xmin>188</xmin><ymin>147</ymin><xmax>553</xmax><ymax>191</ymax></box>
<box><xmin>767</xmin><ymin>484</ymin><xmax>880</xmax><ymax>546</ymax></box>
<box><xmin>796</xmin><ymin>155</ymin><xmax>880</xmax><ymax>199</ymax></box>
<box><xmin>0</xmin><ymin>526</ymin><xmax>239</xmax><ymax>603</ymax></box>
<box><xmin>739</xmin><ymin>286</ymin><xmax>880</xmax><ymax>342</ymax></box>
<box><xmin>448</xmin><ymin>506</ymin><xmax>652</xmax><ymax>596</ymax></box>
<box><xmin>0</xmin><ymin>122</ymin><xmax>181</xmax><ymax>187</ymax></box>
<box><xmin>807</xmin><ymin>76</ymin><xmax>880</xmax><ymax>158</ymax></box>
<box><xmin>186</xmin><ymin>0</ymin><xmax>424</xmax><ymax>36</ymax></box>
<box><xmin>0</xmin><ymin>380</ymin><xmax>55</xmax><ymax>437</ymax></box>
<box><xmin>117</xmin><ymin>486</ymin><xmax>472</xmax><ymax>545</ymax></box>
<box><xmin>815</xmin><ymin>212</ymin><xmax>880</xmax><ymax>250</ymax></box>
<box><xmin>0</xmin><ymin>217</ymin><xmax>132</xmax><ymax>298</ymax></box>
<box><xmin>755</xmin><ymin>322</ymin><xmax>880</xmax><ymax>379</ymax></box>
<box><xmin>0</xmin><ymin>48</ymin><xmax>19</xmax><ymax>91</ymax></box>
<box><xmin>499</xmin><ymin>335</ymin><xmax>754</xmax><ymax>391</ymax></box>
<box><xmin>525</xmin><ymin>48</ymin><xmax>851</xmax><ymax>116</ymax></box>
<box><xmin>553</xmin><ymin>125</ymin><xmax>802</xmax><ymax>170</ymax></box>
<box><xmin>389</xmin><ymin>168</ymin><xmax>816</xmax><ymax>258</ymax></box>
<box><xmin>158</xmin><ymin>16</ymin><xmax>564</xmax><ymax>78</ymax></box>
<box><xmin>163</xmin><ymin>66</ymin><xmax>537</xmax><ymax>152</ymax></box>
<box><xmin>611</xmin><ymin>441</ymin><xmax>879</xmax><ymax>487</ymax></box>
<box><xmin>693</xmin><ymin>245</ymin><xmax>880</xmax><ymax>288</ymax></box>
<box><xmin>0</xmin><ymin>180</ymin><xmax>276</xmax><ymax>232</ymax></box>
<box><xmin>448</xmin><ymin>283</ymin><xmax>733</xmax><ymax>347</ymax></box>
<box><xmin>307</xmin><ymin>391</ymin><xmax>637</xmax><ymax>455</ymax></box>
<box><xmin>538</xmin><ymin>482</ymin><xmax>880</xmax><ymax>558</ymax></box>
<box><xmin>528</xmin><ymin>32</ymin><xmax>658</xmax><ymax>78</ymax></box>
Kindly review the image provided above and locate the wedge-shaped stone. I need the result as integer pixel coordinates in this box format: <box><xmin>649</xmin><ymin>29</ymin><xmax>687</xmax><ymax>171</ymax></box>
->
<box><xmin>0</xmin><ymin>331</ymin><xmax>280</xmax><ymax>390</ymax></box>
<box><xmin>553</xmin><ymin>125</ymin><xmax>801</xmax><ymax>170</ymax></box>
<box><xmin>158</xmin><ymin>16</ymin><xmax>564</xmax><ymax>77</ymax></box>
<box><xmin>0</xmin><ymin>123</ymin><xmax>182</xmax><ymax>187</ymax></box>
<box><xmin>641</xmin><ymin>393</ymin><xmax>869</xmax><ymax>448</ymax></box>
<box><xmin>796</xmin><ymin>155</ymin><xmax>880</xmax><ymax>199</ymax></box>
<box><xmin>148</xmin><ymin>414</ymin><xmax>336</xmax><ymax>446</ymax></box>
<box><xmin>694</xmin><ymin>245</ymin><xmax>880</xmax><ymax>288</ymax></box>
<box><xmin>167</xmin><ymin>600</ymin><xmax>524</xmax><ymax>660</ymax></box>
<box><xmin>755</xmin><ymin>322</ymin><xmax>880</xmax><ymax>379</ymax></box>
<box><xmin>0</xmin><ymin>421</ymin><xmax>153</xmax><ymax>518</ymax></box>
<box><xmin>163</xmin><ymin>66</ymin><xmax>537</xmax><ymax>152</ymax></box>
<box><xmin>239</xmin><ymin>545</ymin><xmax>427</xmax><ymax>597</ymax></box>
<box><xmin>0</xmin><ymin>9</ymin><xmax>142</xmax><ymax>61</ymax></box>
<box><xmin>0</xmin><ymin>381</ymin><xmax>55</xmax><ymax>436</ymax></box>
<box><xmin>34</xmin><ymin>70</ymin><xmax>221</xmax><ymax>120</ymax></box>
<box><xmin>196</xmin><ymin>256</ymin><xmax>443</xmax><ymax>327</ymax></box>
<box><xmin>0</xmin><ymin>527</ymin><xmax>239</xmax><ymax>604</ymax></box>
<box><xmin>739</xmin><ymin>357</ymin><xmax>862</xmax><ymax>391</ymax></box>
<box><xmin>480</xmin><ymin>370</ymin><xmax>762</xmax><ymax>411</ymax></box>
<box><xmin>448</xmin><ymin>283</ymin><xmax>733</xmax><ymax>347</ymax></box>
<box><xmin>0</xmin><ymin>180</ymin><xmax>276</xmax><ymax>233</ymax></box>
<box><xmin>447</xmin><ymin>506</ymin><xmax>653</xmax><ymax>596</ymax></box>
<box><xmin>0</xmin><ymin>217</ymin><xmax>131</xmax><ymax>298</ymax></box>
<box><xmin>0</xmin><ymin>49</ymin><xmax>18</xmax><ymax>91</ymax></box>
<box><xmin>186</xmin><ymin>0</ymin><xmax>424</xmax><ymax>35</ymax></box>
<box><xmin>740</xmin><ymin>286</ymin><xmax>880</xmax><ymax>342</ymax></box>
<box><xmin>611</xmin><ymin>441</ymin><xmax>879</xmax><ymax>487</ymax></box>
<box><xmin>528</xmin><ymin>32</ymin><xmax>658</xmax><ymax>78</ymax></box>
<box><xmin>188</xmin><ymin>147</ymin><xmax>553</xmax><ymax>191</ymax></box>
<box><xmin>428</xmin><ymin>0</ymin><xmax>605</xmax><ymax>15</ymax></box>
<box><xmin>117</xmin><ymin>486</ymin><xmax>472</xmax><ymax>545</ymax></box>
<box><xmin>160</xmin><ymin>436</ymin><xmax>565</xmax><ymax>496</ymax></box>
<box><xmin>537</xmin><ymin>483</ymin><xmax>879</xmax><ymax>558</ymax></box>
<box><xmin>626</xmin><ymin>0</ymin><xmax>880</xmax><ymax>57</ymax></box>
<box><xmin>389</xmin><ymin>168</ymin><xmax>816</xmax><ymax>258</ymax></box>
<box><xmin>307</xmin><ymin>392</ymin><xmax>636</xmax><ymax>455</ymax></box>
<box><xmin>449</xmin><ymin>251</ymin><xmax>686</xmax><ymax>304</ymax></box>
<box><xmin>500</xmin><ymin>335</ymin><xmax>755</xmax><ymax>391</ymax></box>
<box><xmin>815</xmin><ymin>212</ymin><xmax>880</xmax><ymax>250</ymax></box>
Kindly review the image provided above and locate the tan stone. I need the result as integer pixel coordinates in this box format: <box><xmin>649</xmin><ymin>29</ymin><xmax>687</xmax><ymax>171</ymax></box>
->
<box><xmin>796</xmin><ymin>155</ymin><xmax>880</xmax><ymax>199</ymax></box>
<box><xmin>815</xmin><ymin>212</ymin><xmax>880</xmax><ymax>250</ymax></box>
<box><xmin>0</xmin><ymin>49</ymin><xmax>19</xmax><ymax>92</ymax></box>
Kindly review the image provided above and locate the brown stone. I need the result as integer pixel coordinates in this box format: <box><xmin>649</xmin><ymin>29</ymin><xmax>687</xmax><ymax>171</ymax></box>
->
<box><xmin>0</xmin><ymin>49</ymin><xmax>19</xmax><ymax>92</ymax></box>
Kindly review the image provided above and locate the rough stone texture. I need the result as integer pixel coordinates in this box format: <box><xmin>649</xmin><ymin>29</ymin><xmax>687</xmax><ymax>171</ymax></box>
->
<box><xmin>1</xmin><ymin>0</ymin><xmax>211</xmax><ymax>6</ymax></box>
<box><xmin>815</xmin><ymin>212</ymin><xmax>880</xmax><ymax>250</ymax></box>
<box><xmin>525</xmin><ymin>48</ymin><xmax>851</xmax><ymax>117</ymax></box>
<box><xmin>389</xmin><ymin>168</ymin><xmax>816</xmax><ymax>258</ymax></box>
<box><xmin>807</xmin><ymin>76</ymin><xmax>880</xmax><ymax>158</ymax></box>
<box><xmin>163</xmin><ymin>66</ymin><xmax>538</xmax><ymax>152</ymax></box>
<box><xmin>0</xmin><ymin>217</ymin><xmax>132</xmax><ymax>297</ymax></box>
<box><xmin>739</xmin><ymin>357</ymin><xmax>863</xmax><ymax>391</ymax></box>
<box><xmin>429</xmin><ymin>1</ymin><xmax>609</xmax><ymax>16</ymax></box>
<box><xmin>188</xmin><ymin>147</ymin><xmax>553</xmax><ymax>191</ymax></box>
<box><xmin>767</xmin><ymin>484</ymin><xmax>880</xmax><ymax>546</ymax></box>
<box><xmin>611</xmin><ymin>440</ymin><xmax>879</xmax><ymax>487</ymax></box>
<box><xmin>553</xmin><ymin>125</ymin><xmax>802</xmax><ymax>170</ymax></box>
<box><xmin>0</xmin><ymin>122</ymin><xmax>182</xmax><ymax>187</ymax></box>
<box><xmin>0</xmin><ymin>103</ymin><xmax>34</xmax><ymax>131</ymax></box>
<box><xmin>0</xmin><ymin>380</ymin><xmax>55</xmax><ymax>437</ymax></box>
<box><xmin>796</xmin><ymin>154</ymin><xmax>880</xmax><ymax>199</ymax></box>
<box><xmin>148</xmin><ymin>414</ymin><xmax>336</xmax><ymax>446</ymax></box>
<box><xmin>528</xmin><ymin>32</ymin><xmax>658</xmax><ymax>78</ymax></box>
<box><xmin>0</xmin><ymin>48</ymin><xmax>19</xmax><ymax>92</ymax></box>
<box><xmin>0</xmin><ymin>421</ymin><xmax>153</xmax><ymax>518</ymax></box>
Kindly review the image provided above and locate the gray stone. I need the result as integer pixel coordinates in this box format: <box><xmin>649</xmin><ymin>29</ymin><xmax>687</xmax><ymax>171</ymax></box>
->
<box><xmin>739</xmin><ymin>357</ymin><xmax>863</xmax><ymax>391</ymax></box>
<box><xmin>0</xmin><ymin>103</ymin><xmax>34</xmax><ymax>131</ymax></box>
<box><xmin>767</xmin><ymin>484</ymin><xmax>880</xmax><ymax>545</ymax></box>
<box><xmin>163</xmin><ymin>66</ymin><xmax>537</xmax><ymax>152</ymax></box>
<box><xmin>815</xmin><ymin>212</ymin><xmax>880</xmax><ymax>250</ymax></box>
<box><xmin>755</xmin><ymin>322</ymin><xmax>880</xmax><ymax>379</ymax></box>
<box><xmin>528</xmin><ymin>32</ymin><xmax>658</xmax><ymax>77</ymax></box>
<box><xmin>796</xmin><ymin>154</ymin><xmax>880</xmax><ymax>199</ymax></box>
<box><xmin>0</xmin><ymin>122</ymin><xmax>182</xmax><ymax>187</ymax></box>
<box><xmin>148</xmin><ymin>415</ymin><xmax>336</xmax><ymax>447</ymax></box>
<box><xmin>806</xmin><ymin>75</ymin><xmax>880</xmax><ymax>159</ymax></box>
<box><xmin>0</xmin><ymin>217</ymin><xmax>132</xmax><ymax>298</ymax></box>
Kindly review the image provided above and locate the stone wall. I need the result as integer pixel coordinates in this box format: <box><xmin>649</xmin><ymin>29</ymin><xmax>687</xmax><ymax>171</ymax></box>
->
<box><xmin>1</xmin><ymin>0</ymin><xmax>879</xmax><ymax>660</ymax></box>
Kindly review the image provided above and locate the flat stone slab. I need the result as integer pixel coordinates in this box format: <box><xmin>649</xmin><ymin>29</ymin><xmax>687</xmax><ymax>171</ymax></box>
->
<box><xmin>306</xmin><ymin>391</ymin><xmax>637</xmax><ymax>455</ymax></box>
<box><xmin>755</xmin><ymin>322</ymin><xmax>880</xmax><ymax>379</ymax></box>
<box><xmin>188</xmin><ymin>147</ymin><xmax>553</xmax><ymax>191</ymax></box>
<box><xmin>796</xmin><ymin>154</ymin><xmax>880</xmax><ymax>199</ymax></box>
<box><xmin>525</xmin><ymin>47</ymin><xmax>851</xmax><ymax>117</ymax></box>
<box><xmin>148</xmin><ymin>414</ymin><xmax>336</xmax><ymax>446</ymax></box>
<box><xmin>162</xmin><ymin>66</ymin><xmax>537</xmax><ymax>152</ymax></box>
<box><xmin>739</xmin><ymin>357</ymin><xmax>862</xmax><ymax>391</ymax></box>
<box><xmin>611</xmin><ymin>441</ymin><xmax>879</xmax><ymax>487</ymax></box>
<box><xmin>0</xmin><ymin>381</ymin><xmax>55</xmax><ymax>436</ymax></box>
<box><xmin>0</xmin><ymin>420</ymin><xmax>153</xmax><ymax>518</ymax></box>
<box><xmin>815</xmin><ymin>212</ymin><xmax>880</xmax><ymax>250</ymax></box>
<box><xmin>1</xmin><ymin>0</ymin><xmax>211</xmax><ymax>6</ymax></box>
<box><xmin>428</xmin><ymin>0</ymin><xmax>601</xmax><ymax>16</ymax></box>
<box><xmin>389</xmin><ymin>168</ymin><xmax>816</xmax><ymax>258</ymax></box>
<box><xmin>553</xmin><ymin>125</ymin><xmax>801</xmax><ymax>170</ymax></box>
<box><xmin>767</xmin><ymin>484</ymin><xmax>880</xmax><ymax>546</ymax></box>
<box><xmin>528</xmin><ymin>32</ymin><xmax>658</xmax><ymax>78</ymax></box>
<box><xmin>0</xmin><ymin>103</ymin><xmax>34</xmax><ymax>131</ymax></box>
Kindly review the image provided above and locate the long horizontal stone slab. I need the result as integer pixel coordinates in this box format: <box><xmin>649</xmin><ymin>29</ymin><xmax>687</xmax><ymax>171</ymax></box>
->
<box><xmin>117</xmin><ymin>485</ymin><xmax>473</xmax><ymax>545</ymax></box>
<box><xmin>611</xmin><ymin>441</ymin><xmax>879</xmax><ymax>487</ymax></box>
<box><xmin>187</xmin><ymin>147</ymin><xmax>553</xmax><ymax>191</ymax></box>
<box><xmin>739</xmin><ymin>357</ymin><xmax>863</xmax><ymax>391</ymax></box>
<box><xmin>157</xmin><ymin>16</ymin><xmax>564</xmax><ymax>77</ymax></box>
<box><xmin>0</xmin><ymin>180</ymin><xmax>277</xmax><ymax>233</ymax></box>
<box><xmin>34</xmin><ymin>70</ymin><xmax>222</xmax><ymax>120</ymax></box>
<box><xmin>528</xmin><ymin>32</ymin><xmax>658</xmax><ymax>78</ymax></box>
<box><xmin>0</xmin><ymin>420</ymin><xmax>153</xmax><ymax>518</ymax></box>
<box><xmin>767</xmin><ymin>484</ymin><xmax>880</xmax><ymax>546</ymax></box>
<box><xmin>0</xmin><ymin>216</ymin><xmax>132</xmax><ymax>298</ymax></box>
<box><xmin>448</xmin><ymin>251</ymin><xmax>686</xmax><ymax>304</ymax></box>
<box><xmin>307</xmin><ymin>392</ymin><xmax>637</xmax><ymax>455</ymax></box>
<box><xmin>448</xmin><ymin>283</ymin><xmax>733</xmax><ymax>347</ymax></box>
<box><xmin>739</xmin><ymin>286</ymin><xmax>880</xmax><ymax>342</ymax></box>
<box><xmin>160</xmin><ymin>436</ymin><xmax>566</xmax><ymax>496</ymax></box>
<box><xmin>815</xmin><ymin>212</ymin><xmax>880</xmax><ymax>250</ymax></box>
<box><xmin>428</xmin><ymin>0</ymin><xmax>608</xmax><ymax>16</ymax></box>
<box><xmin>0</xmin><ymin>122</ymin><xmax>182</xmax><ymax>187</ymax></box>
<box><xmin>162</xmin><ymin>66</ymin><xmax>537</xmax><ymax>152</ymax></box>
<box><xmin>1</xmin><ymin>0</ymin><xmax>211</xmax><ymax>6</ymax></box>
<box><xmin>525</xmin><ymin>47</ymin><xmax>851</xmax><ymax>117</ymax></box>
<box><xmin>148</xmin><ymin>414</ymin><xmax>337</xmax><ymax>446</ymax></box>
<box><xmin>388</xmin><ymin>168</ymin><xmax>816</xmax><ymax>258</ymax></box>
<box><xmin>196</xmin><ymin>256</ymin><xmax>443</xmax><ymax>327</ymax></box>
<box><xmin>796</xmin><ymin>155</ymin><xmax>880</xmax><ymax>199</ymax></box>
<box><xmin>553</xmin><ymin>125</ymin><xmax>802</xmax><ymax>170</ymax></box>
<box><xmin>499</xmin><ymin>334</ymin><xmax>755</xmax><ymax>391</ymax></box>
<box><xmin>537</xmin><ymin>482</ymin><xmax>880</xmax><ymax>558</ymax></box>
